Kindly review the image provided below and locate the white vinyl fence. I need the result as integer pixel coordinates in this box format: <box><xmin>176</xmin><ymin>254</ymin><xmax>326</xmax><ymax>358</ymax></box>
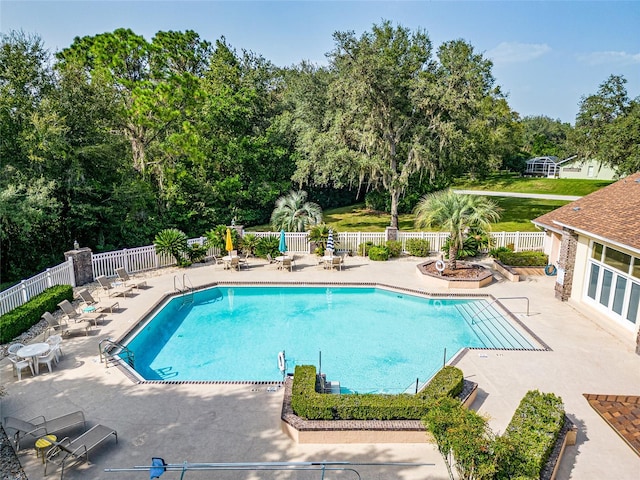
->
<box><xmin>0</xmin><ymin>259</ymin><xmax>75</xmax><ymax>316</ymax></box>
<box><xmin>1</xmin><ymin>230</ymin><xmax>545</xmax><ymax>316</ymax></box>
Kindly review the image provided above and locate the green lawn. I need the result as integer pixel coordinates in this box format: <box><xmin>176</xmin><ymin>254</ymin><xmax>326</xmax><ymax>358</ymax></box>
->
<box><xmin>452</xmin><ymin>174</ymin><xmax>613</xmax><ymax>196</ymax></box>
<box><xmin>247</xmin><ymin>175</ymin><xmax>608</xmax><ymax>233</ymax></box>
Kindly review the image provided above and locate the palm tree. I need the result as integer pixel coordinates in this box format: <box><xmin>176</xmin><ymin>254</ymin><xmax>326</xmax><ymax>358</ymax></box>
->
<box><xmin>270</xmin><ymin>190</ymin><xmax>323</xmax><ymax>232</ymax></box>
<box><xmin>414</xmin><ymin>190</ymin><xmax>501</xmax><ymax>270</ymax></box>
<box><xmin>154</xmin><ymin>228</ymin><xmax>188</xmax><ymax>265</ymax></box>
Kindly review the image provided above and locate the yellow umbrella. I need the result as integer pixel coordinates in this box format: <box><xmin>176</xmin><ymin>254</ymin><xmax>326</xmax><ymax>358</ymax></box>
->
<box><xmin>225</xmin><ymin>228</ymin><xmax>234</xmax><ymax>253</ymax></box>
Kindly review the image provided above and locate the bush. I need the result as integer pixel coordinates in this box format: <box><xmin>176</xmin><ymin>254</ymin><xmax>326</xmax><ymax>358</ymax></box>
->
<box><xmin>357</xmin><ymin>241</ymin><xmax>374</xmax><ymax>256</ymax></box>
<box><xmin>291</xmin><ymin>365</ymin><xmax>465</xmax><ymax>420</ymax></box>
<box><xmin>417</xmin><ymin>366</ymin><xmax>464</xmax><ymax>400</ymax></box>
<box><xmin>368</xmin><ymin>245</ymin><xmax>389</xmax><ymax>261</ymax></box>
<box><xmin>406</xmin><ymin>238</ymin><xmax>431</xmax><ymax>257</ymax></box>
<box><xmin>496</xmin><ymin>250</ymin><xmax>548</xmax><ymax>267</ymax></box>
<box><xmin>498</xmin><ymin>390</ymin><xmax>565</xmax><ymax>479</ymax></box>
<box><xmin>385</xmin><ymin>240</ymin><xmax>402</xmax><ymax>257</ymax></box>
<box><xmin>186</xmin><ymin>243</ymin><xmax>208</xmax><ymax>263</ymax></box>
<box><xmin>254</xmin><ymin>235</ymin><xmax>280</xmax><ymax>259</ymax></box>
<box><xmin>0</xmin><ymin>285</ymin><xmax>73</xmax><ymax>343</ymax></box>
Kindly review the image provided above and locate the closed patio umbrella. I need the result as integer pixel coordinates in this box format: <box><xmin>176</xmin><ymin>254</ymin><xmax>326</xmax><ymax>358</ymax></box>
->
<box><xmin>225</xmin><ymin>228</ymin><xmax>234</xmax><ymax>253</ymax></box>
<box><xmin>279</xmin><ymin>230</ymin><xmax>288</xmax><ymax>254</ymax></box>
<box><xmin>326</xmin><ymin>229</ymin><xmax>334</xmax><ymax>254</ymax></box>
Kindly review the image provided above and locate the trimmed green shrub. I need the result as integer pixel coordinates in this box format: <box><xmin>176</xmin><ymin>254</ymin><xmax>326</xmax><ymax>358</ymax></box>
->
<box><xmin>385</xmin><ymin>240</ymin><xmax>402</xmax><ymax>258</ymax></box>
<box><xmin>0</xmin><ymin>285</ymin><xmax>73</xmax><ymax>343</ymax></box>
<box><xmin>406</xmin><ymin>238</ymin><xmax>431</xmax><ymax>257</ymax></box>
<box><xmin>368</xmin><ymin>245</ymin><xmax>389</xmax><ymax>261</ymax></box>
<box><xmin>186</xmin><ymin>243</ymin><xmax>208</xmax><ymax>263</ymax></box>
<box><xmin>497</xmin><ymin>250</ymin><xmax>548</xmax><ymax>267</ymax></box>
<box><xmin>498</xmin><ymin>390</ymin><xmax>565</xmax><ymax>479</ymax></box>
<box><xmin>417</xmin><ymin>365</ymin><xmax>464</xmax><ymax>400</ymax></box>
<box><xmin>291</xmin><ymin>365</ymin><xmax>465</xmax><ymax>420</ymax></box>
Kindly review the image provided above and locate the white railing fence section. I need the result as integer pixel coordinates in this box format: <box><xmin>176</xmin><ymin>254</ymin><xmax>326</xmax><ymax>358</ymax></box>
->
<box><xmin>0</xmin><ymin>258</ymin><xmax>75</xmax><ymax>316</ymax></box>
<box><xmin>1</xmin><ymin>230</ymin><xmax>545</xmax><ymax>316</ymax></box>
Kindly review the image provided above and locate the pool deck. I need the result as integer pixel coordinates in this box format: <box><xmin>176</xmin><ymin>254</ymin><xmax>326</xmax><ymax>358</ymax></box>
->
<box><xmin>2</xmin><ymin>255</ymin><xmax>639</xmax><ymax>479</ymax></box>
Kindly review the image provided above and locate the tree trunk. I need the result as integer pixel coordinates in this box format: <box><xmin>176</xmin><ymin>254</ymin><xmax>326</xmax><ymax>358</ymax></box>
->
<box><xmin>389</xmin><ymin>188</ymin><xmax>400</xmax><ymax>228</ymax></box>
<box><xmin>449</xmin><ymin>243</ymin><xmax>458</xmax><ymax>270</ymax></box>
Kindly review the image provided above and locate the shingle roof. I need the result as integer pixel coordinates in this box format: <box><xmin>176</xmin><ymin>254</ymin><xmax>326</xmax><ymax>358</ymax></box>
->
<box><xmin>532</xmin><ymin>172</ymin><xmax>640</xmax><ymax>252</ymax></box>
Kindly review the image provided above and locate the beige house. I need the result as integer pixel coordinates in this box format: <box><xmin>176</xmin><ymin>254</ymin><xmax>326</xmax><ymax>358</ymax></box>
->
<box><xmin>532</xmin><ymin>172</ymin><xmax>640</xmax><ymax>352</ymax></box>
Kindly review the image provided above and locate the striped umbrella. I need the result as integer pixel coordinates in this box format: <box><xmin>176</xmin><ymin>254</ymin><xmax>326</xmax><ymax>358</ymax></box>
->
<box><xmin>326</xmin><ymin>229</ymin><xmax>334</xmax><ymax>253</ymax></box>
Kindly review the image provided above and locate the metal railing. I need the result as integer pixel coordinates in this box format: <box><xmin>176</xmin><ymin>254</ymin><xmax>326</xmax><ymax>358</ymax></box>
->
<box><xmin>99</xmin><ymin>338</ymin><xmax>134</xmax><ymax>368</ymax></box>
<box><xmin>471</xmin><ymin>296</ymin><xmax>531</xmax><ymax>324</ymax></box>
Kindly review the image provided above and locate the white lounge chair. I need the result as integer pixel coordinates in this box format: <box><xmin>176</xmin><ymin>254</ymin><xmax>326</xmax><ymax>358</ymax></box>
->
<box><xmin>3</xmin><ymin>411</ymin><xmax>86</xmax><ymax>450</ymax></box>
<box><xmin>37</xmin><ymin>348</ymin><xmax>57</xmax><ymax>373</ymax></box>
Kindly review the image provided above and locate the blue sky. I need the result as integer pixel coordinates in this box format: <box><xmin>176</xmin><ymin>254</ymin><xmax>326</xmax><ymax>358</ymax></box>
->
<box><xmin>2</xmin><ymin>1</ymin><xmax>639</xmax><ymax>124</ymax></box>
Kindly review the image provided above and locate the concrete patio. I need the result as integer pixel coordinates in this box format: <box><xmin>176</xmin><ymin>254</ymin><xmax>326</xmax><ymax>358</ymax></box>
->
<box><xmin>2</xmin><ymin>255</ymin><xmax>639</xmax><ymax>479</ymax></box>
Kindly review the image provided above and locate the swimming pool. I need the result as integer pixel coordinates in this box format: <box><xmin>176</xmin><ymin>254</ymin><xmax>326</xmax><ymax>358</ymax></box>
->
<box><xmin>123</xmin><ymin>286</ymin><xmax>539</xmax><ymax>393</ymax></box>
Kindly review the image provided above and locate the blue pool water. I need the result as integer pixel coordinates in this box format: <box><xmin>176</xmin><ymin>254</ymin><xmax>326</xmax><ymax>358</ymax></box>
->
<box><xmin>124</xmin><ymin>286</ymin><xmax>537</xmax><ymax>393</ymax></box>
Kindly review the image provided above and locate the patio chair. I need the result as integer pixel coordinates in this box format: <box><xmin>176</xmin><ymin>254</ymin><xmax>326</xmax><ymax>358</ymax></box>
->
<box><xmin>329</xmin><ymin>256</ymin><xmax>342</xmax><ymax>271</ymax></box>
<box><xmin>45</xmin><ymin>424</ymin><xmax>118</xmax><ymax>478</ymax></box>
<box><xmin>42</xmin><ymin>312</ymin><xmax>91</xmax><ymax>339</ymax></box>
<box><xmin>7</xmin><ymin>343</ymin><xmax>25</xmax><ymax>355</ymax></box>
<box><xmin>77</xmin><ymin>289</ymin><xmax>118</xmax><ymax>313</ymax></box>
<box><xmin>96</xmin><ymin>275</ymin><xmax>133</xmax><ymax>298</ymax></box>
<box><xmin>46</xmin><ymin>335</ymin><xmax>63</xmax><ymax>361</ymax></box>
<box><xmin>8</xmin><ymin>356</ymin><xmax>34</xmax><ymax>381</ymax></box>
<box><xmin>115</xmin><ymin>267</ymin><xmax>147</xmax><ymax>289</ymax></box>
<box><xmin>57</xmin><ymin>300</ymin><xmax>105</xmax><ymax>326</ymax></box>
<box><xmin>281</xmin><ymin>257</ymin><xmax>293</xmax><ymax>272</ymax></box>
<box><xmin>37</xmin><ymin>348</ymin><xmax>57</xmax><ymax>373</ymax></box>
<box><xmin>210</xmin><ymin>254</ymin><xmax>225</xmax><ymax>268</ymax></box>
<box><xmin>3</xmin><ymin>411</ymin><xmax>86</xmax><ymax>450</ymax></box>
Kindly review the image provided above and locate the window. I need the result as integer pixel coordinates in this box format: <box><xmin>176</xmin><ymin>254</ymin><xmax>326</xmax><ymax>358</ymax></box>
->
<box><xmin>592</xmin><ymin>242</ymin><xmax>603</xmax><ymax>260</ymax></box>
<box><xmin>604</xmin><ymin>247</ymin><xmax>631</xmax><ymax>274</ymax></box>
<box><xmin>628</xmin><ymin>283</ymin><xmax>640</xmax><ymax>324</ymax></box>
<box><xmin>612</xmin><ymin>277</ymin><xmax>627</xmax><ymax>315</ymax></box>
<box><xmin>587</xmin><ymin>264</ymin><xmax>599</xmax><ymax>300</ymax></box>
<box><xmin>599</xmin><ymin>269</ymin><xmax>613</xmax><ymax>307</ymax></box>
<box><xmin>587</xmin><ymin>165</ymin><xmax>594</xmax><ymax>177</ymax></box>
<box><xmin>633</xmin><ymin>259</ymin><xmax>640</xmax><ymax>279</ymax></box>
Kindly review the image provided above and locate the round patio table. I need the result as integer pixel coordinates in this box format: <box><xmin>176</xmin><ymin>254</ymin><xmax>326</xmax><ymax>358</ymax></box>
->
<box><xmin>16</xmin><ymin>343</ymin><xmax>50</xmax><ymax>375</ymax></box>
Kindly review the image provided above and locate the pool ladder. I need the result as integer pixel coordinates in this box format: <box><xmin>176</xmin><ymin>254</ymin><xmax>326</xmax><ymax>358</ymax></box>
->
<box><xmin>174</xmin><ymin>274</ymin><xmax>194</xmax><ymax>306</ymax></box>
<box><xmin>99</xmin><ymin>338</ymin><xmax>134</xmax><ymax>368</ymax></box>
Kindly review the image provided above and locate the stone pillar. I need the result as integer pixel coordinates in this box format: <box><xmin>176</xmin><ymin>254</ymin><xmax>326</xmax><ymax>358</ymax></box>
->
<box><xmin>635</xmin><ymin>328</ymin><xmax>640</xmax><ymax>356</ymax></box>
<box><xmin>64</xmin><ymin>247</ymin><xmax>94</xmax><ymax>286</ymax></box>
<box><xmin>385</xmin><ymin>226</ymin><xmax>398</xmax><ymax>242</ymax></box>
<box><xmin>230</xmin><ymin>224</ymin><xmax>244</xmax><ymax>238</ymax></box>
<box><xmin>554</xmin><ymin>228</ymin><xmax>578</xmax><ymax>301</ymax></box>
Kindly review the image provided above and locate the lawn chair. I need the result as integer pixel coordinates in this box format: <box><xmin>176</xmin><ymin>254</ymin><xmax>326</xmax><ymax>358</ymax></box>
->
<box><xmin>8</xmin><ymin>356</ymin><xmax>34</xmax><ymax>381</ymax></box>
<box><xmin>3</xmin><ymin>411</ymin><xmax>86</xmax><ymax>450</ymax></box>
<box><xmin>115</xmin><ymin>267</ymin><xmax>147</xmax><ymax>289</ymax></box>
<box><xmin>57</xmin><ymin>300</ymin><xmax>105</xmax><ymax>326</ymax></box>
<box><xmin>281</xmin><ymin>257</ymin><xmax>293</xmax><ymax>272</ymax></box>
<box><xmin>42</xmin><ymin>312</ymin><xmax>91</xmax><ymax>339</ymax></box>
<box><xmin>45</xmin><ymin>424</ymin><xmax>118</xmax><ymax>478</ymax></box>
<box><xmin>77</xmin><ymin>289</ymin><xmax>119</xmax><ymax>313</ymax></box>
<box><xmin>96</xmin><ymin>275</ymin><xmax>132</xmax><ymax>298</ymax></box>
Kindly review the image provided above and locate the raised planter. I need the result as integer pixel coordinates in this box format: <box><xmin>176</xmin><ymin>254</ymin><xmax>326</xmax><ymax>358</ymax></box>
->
<box><xmin>281</xmin><ymin>377</ymin><xmax>478</xmax><ymax>444</ymax></box>
<box><xmin>416</xmin><ymin>260</ymin><xmax>494</xmax><ymax>289</ymax></box>
<box><xmin>493</xmin><ymin>260</ymin><xmax>520</xmax><ymax>282</ymax></box>
<box><xmin>544</xmin><ymin>415</ymin><xmax>578</xmax><ymax>480</ymax></box>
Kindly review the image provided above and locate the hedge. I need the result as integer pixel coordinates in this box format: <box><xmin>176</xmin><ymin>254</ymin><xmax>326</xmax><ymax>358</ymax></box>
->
<box><xmin>498</xmin><ymin>390</ymin><xmax>565</xmax><ymax>479</ymax></box>
<box><xmin>0</xmin><ymin>285</ymin><xmax>73</xmax><ymax>344</ymax></box>
<box><xmin>291</xmin><ymin>365</ymin><xmax>464</xmax><ymax>420</ymax></box>
<box><xmin>368</xmin><ymin>245</ymin><xmax>389</xmax><ymax>261</ymax></box>
<box><xmin>405</xmin><ymin>238</ymin><xmax>431</xmax><ymax>257</ymax></box>
<box><xmin>497</xmin><ymin>251</ymin><xmax>548</xmax><ymax>267</ymax></box>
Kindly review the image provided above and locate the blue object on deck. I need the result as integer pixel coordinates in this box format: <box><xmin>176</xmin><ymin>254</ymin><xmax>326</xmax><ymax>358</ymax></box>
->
<box><xmin>279</xmin><ymin>229</ymin><xmax>287</xmax><ymax>254</ymax></box>
<box><xmin>150</xmin><ymin>457</ymin><xmax>167</xmax><ymax>478</ymax></box>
